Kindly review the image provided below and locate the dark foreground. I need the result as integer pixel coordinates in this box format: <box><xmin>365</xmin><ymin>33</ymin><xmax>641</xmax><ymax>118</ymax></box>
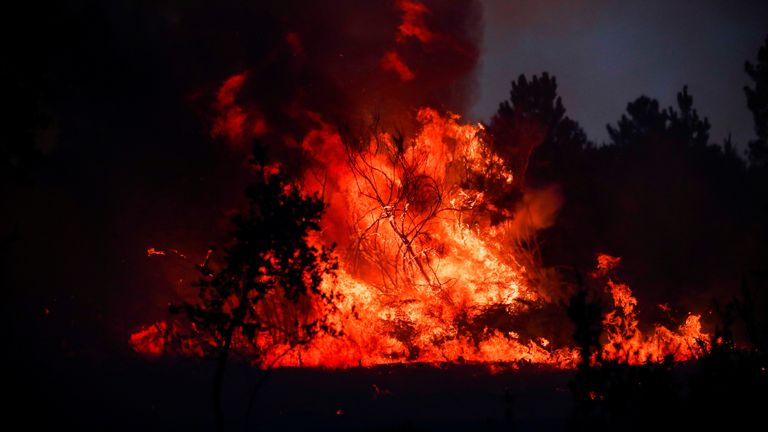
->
<box><xmin>14</xmin><ymin>355</ymin><xmax>574</xmax><ymax>431</ymax></box>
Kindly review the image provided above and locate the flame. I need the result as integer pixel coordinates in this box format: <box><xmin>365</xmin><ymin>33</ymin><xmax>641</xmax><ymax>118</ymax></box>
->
<box><xmin>132</xmin><ymin>106</ymin><xmax>709</xmax><ymax>370</ymax></box>
<box><xmin>286</xmin><ymin>108</ymin><xmax>580</xmax><ymax>367</ymax></box>
<box><xmin>598</xmin><ymin>254</ymin><xmax>709</xmax><ymax>364</ymax></box>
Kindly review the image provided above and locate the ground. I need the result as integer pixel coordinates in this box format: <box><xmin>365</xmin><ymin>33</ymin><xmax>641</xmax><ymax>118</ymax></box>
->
<box><xmin>16</xmin><ymin>354</ymin><xmax>574</xmax><ymax>431</ymax></box>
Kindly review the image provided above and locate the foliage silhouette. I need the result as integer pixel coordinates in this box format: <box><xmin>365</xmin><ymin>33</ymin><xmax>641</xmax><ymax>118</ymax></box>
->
<box><xmin>171</xmin><ymin>142</ymin><xmax>339</xmax><ymax>430</ymax></box>
<box><xmin>490</xmin><ymin>35</ymin><xmax>768</xmax><ymax>432</ymax></box>
<box><xmin>493</xmin><ymin>71</ymin><xmax>752</xmax><ymax>311</ymax></box>
<box><xmin>682</xmin><ymin>276</ymin><xmax>767</xmax><ymax>429</ymax></box>
<box><xmin>489</xmin><ymin>73</ymin><xmax>592</xmax><ymax>190</ymax></box>
<box><xmin>566</xmin><ymin>270</ymin><xmax>768</xmax><ymax>431</ymax></box>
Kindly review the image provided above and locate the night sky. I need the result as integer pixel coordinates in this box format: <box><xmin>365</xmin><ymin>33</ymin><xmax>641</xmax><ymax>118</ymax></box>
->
<box><xmin>475</xmin><ymin>0</ymin><xmax>768</xmax><ymax>147</ymax></box>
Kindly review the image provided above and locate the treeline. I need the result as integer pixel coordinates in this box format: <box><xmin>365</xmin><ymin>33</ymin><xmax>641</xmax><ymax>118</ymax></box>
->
<box><xmin>489</xmin><ymin>36</ymin><xmax>768</xmax><ymax>326</ymax></box>
<box><xmin>487</xmin><ymin>37</ymin><xmax>768</xmax><ymax>430</ymax></box>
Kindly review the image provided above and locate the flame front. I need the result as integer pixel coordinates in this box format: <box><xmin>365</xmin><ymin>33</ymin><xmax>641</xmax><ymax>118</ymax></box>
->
<box><xmin>132</xmin><ymin>107</ymin><xmax>708</xmax><ymax>369</ymax></box>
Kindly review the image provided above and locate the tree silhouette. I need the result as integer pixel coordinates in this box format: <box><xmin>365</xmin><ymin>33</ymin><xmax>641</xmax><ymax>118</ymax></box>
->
<box><xmin>489</xmin><ymin>73</ymin><xmax>591</xmax><ymax>188</ymax></box>
<box><xmin>486</xmin><ymin>73</ymin><xmax>595</xmax><ymax>283</ymax></box>
<box><xmin>172</xmin><ymin>142</ymin><xmax>339</xmax><ymax>430</ymax></box>
<box><xmin>746</xmin><ymin>35</ymin><xmax>768</xmax><ymax>167</ymax></box>
<box><xmin>587</xmin><ymin>87</ymin><xmax>746</xmax><ymax>308</ymax></box>
<box><xmin>607</xmin><ymin>86</ymin><xmax>711</xmax><ymax>148</ymax></box>
<box><xmin>488</xmin><ymin>73</ymin><xmax>601</xmax><ymax>281</ymax></box>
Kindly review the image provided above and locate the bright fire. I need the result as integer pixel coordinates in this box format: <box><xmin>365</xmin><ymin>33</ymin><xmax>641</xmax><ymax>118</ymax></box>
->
<box><xmin>131</xmin><ymin>102</ymin><xmax>709</xmax><ymax>369</ymax></box>
<box><xmin>130</xmin><ymin>1</ymin><xmax>708</xmax><ymax>369</ymax></box>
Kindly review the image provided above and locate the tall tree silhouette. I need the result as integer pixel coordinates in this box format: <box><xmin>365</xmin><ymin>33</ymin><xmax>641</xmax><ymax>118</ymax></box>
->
<box><xmin>494</xmin><ymin>81</ymin><xmax>751</xmax><ymax>311</ymax></box>
<box><xmin>607</xmin><ymin>86</ymin><xmax>710</xmax><ymax>148</ymax></box>
<box><xmin>598</xmin><ymin>86</ymin><xmax>748</xmax><ymax>308</ymax></box>
<box><xmin>173</xmin><ymin>143</ymin><xmax>339</xmax><ymax>430</ymax></box>
<box><xmin>489</xmin><ymin>73</ymin><xmax>591</xmax><ymax>187</ymax></box>
<box><xmin>489</xmin><ymin>73</ymin><xmax>597</xmax><ymax>274</ymax></box>
<box><xmin>746</xmin><ymin>35</ymin><xmax>768</xmax><ymax>167</ymax></box>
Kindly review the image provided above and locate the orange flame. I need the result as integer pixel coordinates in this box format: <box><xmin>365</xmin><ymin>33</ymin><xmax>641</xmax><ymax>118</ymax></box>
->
<box><xmin>598</xmin><ymin>254</ymin><xmax>709</xmax><ymax>364</ymax></box>
<box><xmin>132</xmin><ymin>108</ymin><xmax>709</xmax><ymax>370</ymax></box>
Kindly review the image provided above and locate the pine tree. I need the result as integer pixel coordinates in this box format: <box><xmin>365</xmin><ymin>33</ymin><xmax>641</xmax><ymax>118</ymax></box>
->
<box><xmin>489</xmin><ymin>73</ymin><xmax>590</xmax><ymax>185</ymax></box>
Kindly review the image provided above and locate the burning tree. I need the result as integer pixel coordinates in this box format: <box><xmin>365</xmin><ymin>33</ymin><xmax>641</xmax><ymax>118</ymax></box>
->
<box><xmin>326</xmin><ymin>108</ymin><xmax>572</xmax><ymax>363</ymax></box>
<box><xmin>170</xmin><ymin>143</ymin><xmax>339</xmax><ymax>429</ymax></box>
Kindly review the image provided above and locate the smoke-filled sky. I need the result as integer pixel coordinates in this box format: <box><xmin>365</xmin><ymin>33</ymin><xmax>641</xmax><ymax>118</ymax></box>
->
<box><xmin>474</xmin><ymin>0</ymin><xmax>768</xmax><ymax>146</ymax></box>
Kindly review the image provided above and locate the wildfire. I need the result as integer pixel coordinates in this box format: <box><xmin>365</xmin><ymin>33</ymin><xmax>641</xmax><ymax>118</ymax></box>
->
<box><xmin>129</xmin><ymin>0</ymin><xmax>709</xmax><ymax>370</ymax></box>
<box><xmin>598</xmin><ymin>255</ymin><xmax>709</xmax><ymax>364</ymax></box>
<box><xmin>131</xmin><ymin>104</ymin><xmax>709</xmax><ymax>369</ymax></box>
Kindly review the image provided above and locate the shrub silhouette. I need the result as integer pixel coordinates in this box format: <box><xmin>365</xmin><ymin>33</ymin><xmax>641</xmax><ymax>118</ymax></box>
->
<box><xmin>171</xmin><ymin>142</ymin><xmax>339</xmax><ymax>430</ymax></box>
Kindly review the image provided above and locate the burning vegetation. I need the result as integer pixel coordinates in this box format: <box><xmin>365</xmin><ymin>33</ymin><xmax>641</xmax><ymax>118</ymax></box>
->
<box><xmin>131</xmin><ymin>86</ymin><xmax>709</xmax><ymax>368</ymax></box>
<box><xmin>9</xmin><ymin>0</ymin><xmax>768</xmax><ymax>430</ymax></box>
<box><xmin>108</xmin><ymin>1</ymin><xmax>766</xmax><ymax>423</ymax></box>
<box><xmin>126</xmin><ymin>0</ymin><xmax>721</xmax><ymax>372</ymax></box>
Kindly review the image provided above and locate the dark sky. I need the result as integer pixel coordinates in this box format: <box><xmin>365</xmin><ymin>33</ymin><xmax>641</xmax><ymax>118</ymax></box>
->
<box><xmin>473</xmin><ymin>0</ymin><xmax>768</xmax><ymax>146</ymax></box>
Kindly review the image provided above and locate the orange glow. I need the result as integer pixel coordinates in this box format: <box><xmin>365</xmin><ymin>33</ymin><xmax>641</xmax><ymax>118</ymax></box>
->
<box><xmin>132</xmin><ymin>105</ymin><xmax>709</xmax><ymax>370</ymax></box>
<box><xmin>380</xmin><ymin>1</ymin><xmax>435</xmax><ymax>82</ymax></box>
<box><xmin>380</xmin><ymin>51</ymin><xmax>415</xmax><ymax>81</ymax></box>
<box><xmin>594</xmin><ymin>254</ymin><xmax>621</xmax><ymax>277</ymax></box>
<box><xmin>598</xmin><ymin>254</ymin><xmax>709</xmax><ymax>364</ymax></box>
<box><xmin>211</xmin><ymin>73</ymin><xmax>267</xmax><ymax>146</ymax></box>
